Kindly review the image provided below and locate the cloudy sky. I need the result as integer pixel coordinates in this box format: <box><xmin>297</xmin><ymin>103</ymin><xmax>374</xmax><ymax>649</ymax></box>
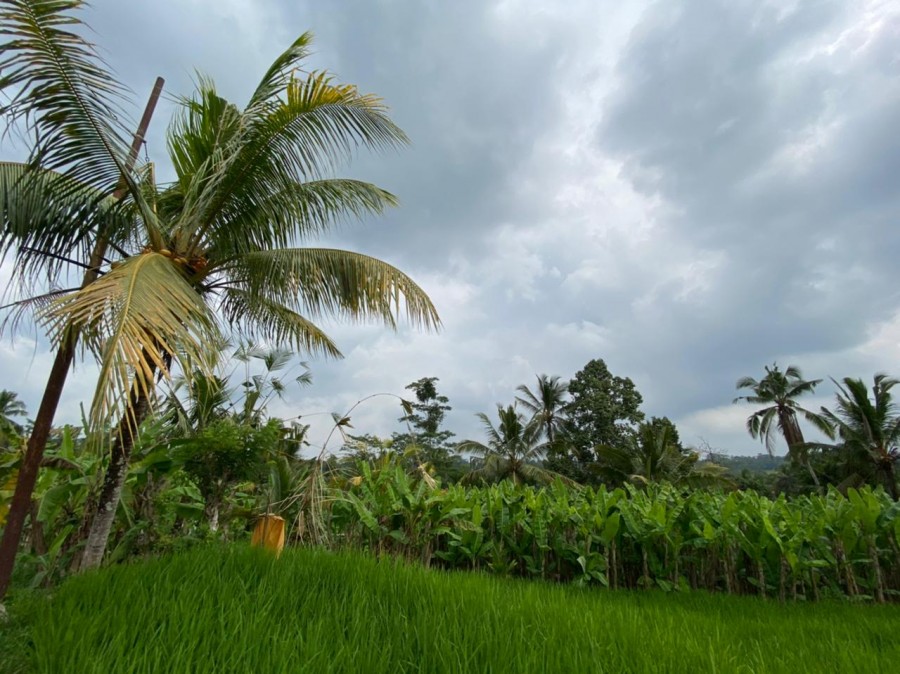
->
<box><xmin>3</xmin><ymin>0</ymin><xmax>899</xmax><ymax>457</ymax></box>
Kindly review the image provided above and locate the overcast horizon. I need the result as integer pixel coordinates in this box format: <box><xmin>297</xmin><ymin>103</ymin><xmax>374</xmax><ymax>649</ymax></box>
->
<box><xmin>2</xmin><ymin>0</ymin><xmax>899</xmax><ymax>458</ymax></box>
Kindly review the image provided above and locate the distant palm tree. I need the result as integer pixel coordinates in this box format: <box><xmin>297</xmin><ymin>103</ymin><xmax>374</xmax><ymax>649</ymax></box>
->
<box><xmin>594</xmin><ymin>422</ymin><xmax>730</xmax><ymax>488</ymax></box>
<box><xmin>515</xmin><ymin>374</ymin><xmax>568</xmax><ymax>444</ymax></box>
<box><xmin>457</xmin><ymin>405</ymin><xmax>572</xmax><ymax>486</ymax></box>
<box><xmin>818</xmin><ymin>375</ymin><xmax>900</xmax><ymax>500</ymax></box>
<box><xmin>0</xmin><ymin>390</ymin><xmax>27</xmax><ymax>442</ymax></box>
<box><xmin>734</xmin><ymin>364</ymin><xmax>831</xmax><ymax>487</ymax></box>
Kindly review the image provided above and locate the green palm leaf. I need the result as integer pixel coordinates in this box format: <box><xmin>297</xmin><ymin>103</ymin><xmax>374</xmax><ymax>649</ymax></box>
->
<box><xmin>0</xmin><ymin>0</ymin><xmax>138</xmax><ymax>197</ymax></box>
<box><xmin>217</xmin><ymin>248</ymin><xmax>440</xmax><ymax>330</ymax></box>
<box><xmin>0</xmin><ymin>162</ymin><xmax>131</xmax><ymax>288</ymax></box>
<box><xmin>205</xmin><ymin>179</ymin><xmax>399</xmax><ymax>256</ymax></box>
<box><xmin>168</xmin><ymin>69</ymin><xmax>408</xmax><ymax>252</ymax></box>
<box><xmin>217</xmin><ymin>287</ymin><xmax>341</xmax><ymax>358</ymax></box>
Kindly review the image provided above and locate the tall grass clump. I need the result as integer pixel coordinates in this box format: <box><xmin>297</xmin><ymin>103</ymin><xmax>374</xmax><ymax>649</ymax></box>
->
<box><xmin>15</xmin><ymin>546</ymin><xmax>900</xmax><ymax>673</ymax></box>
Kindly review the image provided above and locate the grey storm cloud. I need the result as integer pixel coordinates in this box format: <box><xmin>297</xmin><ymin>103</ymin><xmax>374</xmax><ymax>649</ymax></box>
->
<box><xmin>593</xmin><ymin>0</ymin><xmax>900</xmax><ymax>415</ymax></box>
<box><xmin>2</xmin><ymin>0</ymin><xmax>899</xmax><ymax>456</ymax></box>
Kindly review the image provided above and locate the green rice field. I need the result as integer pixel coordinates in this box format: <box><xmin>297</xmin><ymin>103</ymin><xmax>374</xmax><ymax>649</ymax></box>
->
<box><xmin>2</xmin><ymin>546</ymin><xmax>899</xmax><ymax>673</ymax></box>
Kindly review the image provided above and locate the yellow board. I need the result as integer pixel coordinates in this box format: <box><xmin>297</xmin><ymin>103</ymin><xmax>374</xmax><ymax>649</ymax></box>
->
<box><xmin>251</xmin><ymin>515</ymin><xmax>285</xmax><ymax>558</ymax></box>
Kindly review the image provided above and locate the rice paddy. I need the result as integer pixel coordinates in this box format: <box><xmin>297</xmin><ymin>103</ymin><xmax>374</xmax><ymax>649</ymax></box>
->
<box><xmin>3</xmin><ymin>545</ymin><xmax>899</xmax><ymax>673</ymax></box>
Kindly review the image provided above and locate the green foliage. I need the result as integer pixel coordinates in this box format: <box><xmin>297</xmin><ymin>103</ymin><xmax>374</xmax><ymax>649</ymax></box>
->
<box><xmin>457</xmin><ymin>405</ymin><xmax>566</xmax><ymax>486</ymax></box>
<box><xmin>818</xmin><ymin>375</ymin><xmax>900</xmax><ymax>500</ymax></box>
<box><xmin>8</xmin><ymin>546</ymin><xmax>900</xmax><ymax>673</ymax></box>
<box><xmin>329</xmin><ymin>467</ymin><xmax>900</xmax><ymax>600</ymax></box>
<box><xmin>0</xmin><ymin>390</ymin><xmax>27</xmax><ymax>446</ymax></box>
<box><xmin>550</xmin><ymin>359</ymin><xmax>644</xmax><ymax>483</ymax></box>
<box><xmin>392</xmin><ymin>377</ymin><xmax>459</xmax><ymax>480</ymax></box>
<box><xmin>0</xmin><ymin>390</ymin><xmax>27</xmax><ymax>494</ymax></box>
<box><xmin>735</xmin><ymin>364</ymin><xmax>831</xmax><ymax>465</ymax></box>
<box><xmin>181</xmin><ymin>418</ymin><xmax>283</xmax><ymax>528</ymax></box>
<box><xmin>593</xmin><ymin>422</ymin><xmax>729</xmax><ymax>488</ymax></box>
<box><xmin>642</xmin><ymin>416</ymin><xmax>684</xmax><ymax>453</ymax></box>
<box><xmin>515</xmin><ymin>373</ymin><xmax>569</xmax><ymax>443</ymax></box>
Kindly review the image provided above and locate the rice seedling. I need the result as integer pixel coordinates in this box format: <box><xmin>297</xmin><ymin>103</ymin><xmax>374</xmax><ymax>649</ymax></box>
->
<box><xmin>9</xmin><ymin>545</ymin><xmax>900</xmax><ymax>673</ymax></box>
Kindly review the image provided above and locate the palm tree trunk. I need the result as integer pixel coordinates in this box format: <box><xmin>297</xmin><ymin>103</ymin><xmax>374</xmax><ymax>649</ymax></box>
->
<box><xmin>206</xmin><ymin>502</ymin><xmax>220</xmax><ymax>533</ymax></box>
<box><xmin>881</xmin><ymin>460</ymin><xmax>898</xmax><ymax>501</ymax></box>
<box><xmin>0</xmin><ymin>80</ymin><xmax>163</xmax><ymax>599</ymax></box>
<box><xmin>0</xmin><ymin>338</ymin><xmax>76</xmax><ymax>598</ymax></box>
<box><xmin>781</xmin><ymin>409</ymin><xmax>821</xmax><ymax>489</ymax></box>
<box><xmin>804</xmin><ymin>458</ymin><xmax>821</xmax><ymax>490</ymax></box>
<box><xmin>78</xmin><ymin>377</ymin><xmax>154</xmax><ymax>571</ymax></box>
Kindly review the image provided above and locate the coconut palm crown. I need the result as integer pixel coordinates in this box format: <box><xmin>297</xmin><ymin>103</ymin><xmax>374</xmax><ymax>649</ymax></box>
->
<box><xmin>2</xmin><ymin>10</ymin><xmax>440</xmax><ymax>436</ymax></box>
<box><xmin>734</xmin><ymin>364</ymin><xmax>832</xmax><ymax>467</ymax></box>
<box><xmin>818</xmin><ymin>375</ymin><xmax>900</xmax><ymax>500</ymax></box>
<box><xmin>515</xmin><ymin>374</ymin><xmax>568</xmax><ymax>444</ymax></box>
<box><xmin>0</xmin><ymin>1</ymin><xmax>439</xmax><ymax>574</ymax></box>
<box><xmin>457</xmin><ymin>404</ymin><xmax>571</xmax><ymax>486</ymax></box>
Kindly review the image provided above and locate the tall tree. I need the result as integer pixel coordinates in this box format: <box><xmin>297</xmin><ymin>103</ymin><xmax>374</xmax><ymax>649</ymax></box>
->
<box><xmin>0</xmin><ymin>1</ymin><xmax>440</xmax><ymax>578</ymax></box>
<box><xmin>548</xmin><ymin>359</ymin><xmax>644</xmax><ymax>483</ymax></box>
<box><xmin>395</xmin><ymin>377</ymin><xmax>454</xmax><ymax>448</ymax></box>
<box><xmin>393</xmin><ymin>377</ymin><xmax>457</xmax><ymax>479</ymax></box>
<box><xmin>818</xmin><ymin>375</ymin><xmax>900</xmax><ymax>500</ymax></box>
<box><xmin>734</xmin><ymin>364</ymin><xmax>831</xmax><ymax>487</ymax></box>
<box><xmin>515</xmin><ymin>374</ymin><xmax>568</xmax><ymax>444</ymax></box>
<box><xmin>566</xmin><ymin>359</ymin><xmax>644</xmax><ymax>447</ymax></box>
<box><xmin>457</xmin><ymin>405</ymin><xmax>571</xmax><ymax>486</ymax></box>
<box><xmin>70</xmin><ymin>40</ymin><xmax>440</xmax><ymax>569</ymax></box>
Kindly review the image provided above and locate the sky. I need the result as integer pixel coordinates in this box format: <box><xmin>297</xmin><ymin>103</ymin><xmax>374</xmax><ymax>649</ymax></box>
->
<box><xmin>2</xmin><ymin>0</ymin><xmax>899</xmax><ymax>457</ymax></box>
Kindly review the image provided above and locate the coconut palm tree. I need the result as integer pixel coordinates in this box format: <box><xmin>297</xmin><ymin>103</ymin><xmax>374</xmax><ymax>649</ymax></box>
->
<box><xmin>515</xmin><ymin>374</ymin><xmax>568</xmax><ymax>444</ymax></box>
<box><xmin>0</xmin><ymin>391</ymin><xmax>26</xmax><ymax>444</ymax></box>
<box><xmin>457</xmin><ymin>405</ymin><xmax>569</xmax><ymax>485</ymax></box>
<box><xmin>818</xmin><ymin>375</ymin><xmax>900</xmax><ymax>500</ymax></box>
<box><xmin>593</xmin><ymin>422</ymin><xmax>730</xmax><ymax>488</ymax></box>
<box><xmin>0</xmin><ymin>0</ymin><xmax>160</xmax><ymax>596</ymax></box>
<box><xmin>0</xmin><ymin>1</ymin><xmax>440</xmax><ymax>577</ymax></box>
<box><xmin>734</xmin><ymin>364</ymin><xmax>832</xmax><ymax>488</ymax></box>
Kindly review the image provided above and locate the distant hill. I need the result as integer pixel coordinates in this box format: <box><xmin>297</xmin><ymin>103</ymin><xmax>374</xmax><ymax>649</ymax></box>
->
<box><xmin>705</xmin><ymin>453</ymin><xmax>785</xmax><ymax>474</ymax></box>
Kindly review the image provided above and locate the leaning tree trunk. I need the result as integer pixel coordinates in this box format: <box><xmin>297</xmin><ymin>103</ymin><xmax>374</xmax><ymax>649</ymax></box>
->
<box><xmin>881</xmin><ymin>458</ymin><xmax>898</xmax><ymax>501</ymax></box>
<box><xmin>0</xmin><ymin>338</ymin><xmax>77</xmax><ymax>599</ymax></box>
<box><xmin>78</xmin><ymin>371</ymin><xmax>155</xmax><ymax>571</ymax></box>
<box><xmin>781</xmin><ymin>409</ymin><xmax>820</xmax><ymax>490</ymax></box>
<box><xmin>0</xmin><ymin>80</ymin><xmax>163</xmax><ymax>599</ymax></box>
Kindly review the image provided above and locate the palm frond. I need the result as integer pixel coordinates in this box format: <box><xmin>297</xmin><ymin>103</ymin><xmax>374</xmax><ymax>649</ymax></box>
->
<box><xmin>0</xmin><ymin>0</ymin><xmax>138</xmax><ymax>197</ymax></box>
<box><xmin>0</xmin><ymin>161</ymin><xmax>133</xmax><ymax>286</ymax></box>
<box><xmin>734</xmin><ymin>376</ymin><xmax>759</xmax><ymax>391</ymax></box>
<box><xmin>801</xmin><ymin>407</ymin><xmax>835</xmax><ymax>440</ymax></box>
<box><xmin>40</xmin><ymin>252</ymin><xmax>220</xmax><ymax>436</ymax></box>
<box><xmin>455</xmin><ymin>439</ymin><xmax>491</xmax><ymax>458</ymax></box>
<box><xmin>171</xmin><ymin>68</ymin><xmax>408</xmax><ymax>250</ymax></box>
<box><xmin>217</xmin><ymin>248</ymin><xmax>440</xmax><ymax>331</ymax></box>
<box><xmin>0</xmin><ymin>284</ymin><xmax>78</xmax><ymax>335</ymax></box>
<box><xmin>517</xmin><ymin>462</ymin><xmax>577</xmax><ymax>487</ymax></box>
<box><xmin>216</xmin><ymin>287</ymin><xmax>342</xmax><ymax>358</ymax></box>
<box><xmin>245</xmin><ymin>32</ymin><xmax>313</xmax><ymax>112</ymax></box>
<box><xmin>205</xmin><ymin>179</ymin><xmax>399</xmax><ymax>256</ymax></box>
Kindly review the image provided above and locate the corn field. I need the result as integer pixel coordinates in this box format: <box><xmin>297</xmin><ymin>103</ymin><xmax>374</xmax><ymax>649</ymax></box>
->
<box><xmin>321</xmin><ymin>465</ymin><xmax>900</xmax><ymax>601</ymax></box>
